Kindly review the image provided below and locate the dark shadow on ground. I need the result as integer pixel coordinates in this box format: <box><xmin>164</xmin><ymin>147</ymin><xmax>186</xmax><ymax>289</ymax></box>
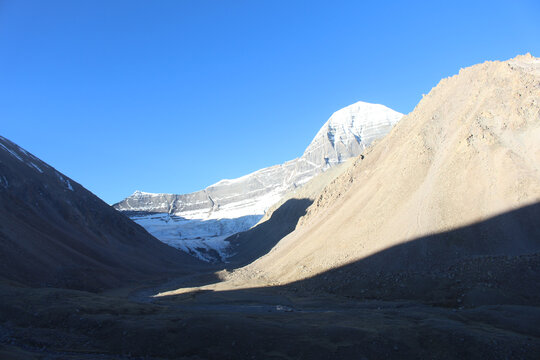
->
<box><xmin>224</xmin><ymin>198</ymin><xmax>313</xmax><ymax>267</ymax></box>
<box><xmin>116</xmin><ymin>202</ymin><xmax>540</xmax><ymax>359</ymax></box>
<box><xmin>280</xmin><ymin>201</ymin><xmax>540</xmax><ymax>307</ymax></box>
<box><xmin>128</xmin><ymin>201</ymin><xmax>540</xmax><ymax>304</ymax></box>
<box><xmin>161</xmin><ymin>201</ymin><xmax>540</xmax><ymax>309</ymax></box>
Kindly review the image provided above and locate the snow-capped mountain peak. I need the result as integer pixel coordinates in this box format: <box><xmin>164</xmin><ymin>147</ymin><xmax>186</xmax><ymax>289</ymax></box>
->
<box><xmin>303</xmin><ymin>101</ymin><xmax>402</xmax><ymax>165</ymax></box>
<box><xmin>114</xmin><ymin>100</ymin><xmax>403</xmax><ymax>261</ymax></box>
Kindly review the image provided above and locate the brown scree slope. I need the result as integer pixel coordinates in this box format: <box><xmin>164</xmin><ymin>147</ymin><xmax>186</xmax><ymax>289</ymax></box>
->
<box><xmin>228</xmin><ymin>54</ymin><xmax>540</xmax><ymax>289</ymax></box>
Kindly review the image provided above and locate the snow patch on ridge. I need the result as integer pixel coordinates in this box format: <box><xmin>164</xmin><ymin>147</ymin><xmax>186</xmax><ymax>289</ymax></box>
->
<box><xmin>56</xmin><ymin>172</ymin><xmax>74</xmax><ymax>191</ymax></box>
<box><xmin>29</xmin><ymin>162</ymin><xmax>43</xmax><ymax>173</ymax></box>
<box><xmin>0</xmin><ymin>139</ymin><xmax>51</xmax><ymax>173</ymax></box>
<box><xmin>0</xmin><ymin>142</ymin><xmax>24</xmax><ymax>162</ymax></box>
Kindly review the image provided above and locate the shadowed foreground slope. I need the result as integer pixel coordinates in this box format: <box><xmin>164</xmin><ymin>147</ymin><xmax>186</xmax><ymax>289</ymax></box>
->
<box><xmin>0</xmin><ymin>136</ymin><xmax>202</xmax><ymax>291</ymax></box>
<box><xmin>0</xmin><ymin>204</ymin><xmax>539</xmax><ymax>359</ymax></box>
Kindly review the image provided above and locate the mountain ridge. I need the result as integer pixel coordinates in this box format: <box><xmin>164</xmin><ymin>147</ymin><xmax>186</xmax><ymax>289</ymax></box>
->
<box><xmin>0</xmin><ymin>135</ymin><xmax>202</xmax><ymax>291</ymax></box>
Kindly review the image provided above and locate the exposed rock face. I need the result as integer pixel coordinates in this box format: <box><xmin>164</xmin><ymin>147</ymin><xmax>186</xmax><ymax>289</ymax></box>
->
<box><xmin>114</xmin><ymin>101</ymin><xmax>403</xmax><ymax>261</ymax></box>
<box><xmin>0</xmin><ymin>136</ymin><xmax>201</xmax><ymax>291</ymax></box>
<box><xmin>228</xmin><ymin>54</ymin><xmax>540</xmax><ymax>304</ymax></box>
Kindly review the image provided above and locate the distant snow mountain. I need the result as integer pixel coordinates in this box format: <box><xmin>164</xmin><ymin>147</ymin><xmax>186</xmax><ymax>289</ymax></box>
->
<box><xmin>114</xmin><ymin>101</ymin><xmax>403</xmax><ymax>261</ymax></box>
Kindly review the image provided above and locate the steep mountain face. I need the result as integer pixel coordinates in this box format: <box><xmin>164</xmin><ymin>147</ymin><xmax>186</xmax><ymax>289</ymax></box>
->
<box><xmin>228</xmin><ymin>54</ymin><xmax>540</xmax><ymax>304</ymax></box>
<box><xmin>114</xmin><ymin>101</ymin><xmax>403</xmax><ymax>261</ymax></box>
<box><xmin>0</xmin><ymin>136</ymin><xmax>201</xmax><ymax>291</ymax></box>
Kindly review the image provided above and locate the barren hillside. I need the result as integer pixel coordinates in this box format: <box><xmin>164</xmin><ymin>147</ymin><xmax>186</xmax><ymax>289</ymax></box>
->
<box><xmin>229</xmin><ymin>54</ymin><xmax>540</xmax><ymax>292</ymax></box>
<box><xmin>0</xmin><ymin>136</ymin><xmax>202</xmax><ymax>291</ymax></box>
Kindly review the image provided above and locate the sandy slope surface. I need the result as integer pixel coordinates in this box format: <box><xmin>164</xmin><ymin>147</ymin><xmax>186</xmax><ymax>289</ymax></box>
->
<box><xmin>227</xmin><ymin>54</ymin><xmax>540</xmax><ymax>289</ymax></box>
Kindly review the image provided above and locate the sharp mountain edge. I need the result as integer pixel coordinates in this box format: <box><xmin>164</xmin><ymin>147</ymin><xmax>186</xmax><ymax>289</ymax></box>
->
<box><xmin>113</xmin><ymin>101</ymin><xmax>403</xmax><ymax>261</ymax></box>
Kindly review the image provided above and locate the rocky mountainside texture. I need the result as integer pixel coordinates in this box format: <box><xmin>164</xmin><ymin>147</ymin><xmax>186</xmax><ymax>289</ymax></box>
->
<box><xmin>226</xmin><ymin>160</ymin><xmax>354</xmax><ymax>266</ymax></box>
<box><xmin>114</xmin><ymin>101</ymin><xmax>403</xmax><ymax>261</ymax></box>
<box><xmin>224</xmin><ymin>54</ymin><xmax>540</xmax><ymax>306</ymax></box>
<box><xmin>0</xmin><ymin>136</ymin><xmax>201</xmax><ymax>291</ymax></box>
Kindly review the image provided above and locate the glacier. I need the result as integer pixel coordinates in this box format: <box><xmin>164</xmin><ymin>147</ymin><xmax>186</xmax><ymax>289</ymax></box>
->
<box><xmin>114</xmin><ymin>101</ymin><xmax>403</xmax><ymax>261</ymax></box>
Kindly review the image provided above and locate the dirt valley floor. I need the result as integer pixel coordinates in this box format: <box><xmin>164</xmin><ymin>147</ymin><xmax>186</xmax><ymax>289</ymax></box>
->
<box><xmin>1</xmin><ymin>269</ymin><xmax>540</xmax><ymax>360</ymax></box>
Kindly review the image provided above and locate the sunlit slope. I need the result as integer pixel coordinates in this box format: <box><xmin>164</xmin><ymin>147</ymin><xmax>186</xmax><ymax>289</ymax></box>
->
<box><xmin>235</xmin><ymin>54</ymin><xmax>540</xmax><ymax>285</ymax></box>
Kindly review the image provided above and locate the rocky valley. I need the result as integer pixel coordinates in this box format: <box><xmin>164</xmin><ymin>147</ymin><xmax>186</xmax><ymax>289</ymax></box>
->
<box><xmin>1</xmin><ymin>54</ymin><xmax>539</xmax><ymax>360</ymax></box>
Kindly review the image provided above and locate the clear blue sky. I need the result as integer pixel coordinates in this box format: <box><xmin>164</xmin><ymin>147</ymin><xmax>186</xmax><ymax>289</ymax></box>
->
<box><xmin>1</xmin><ymin>0</ymin><xmax>539</xmax><ymax>204</ymax></box>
